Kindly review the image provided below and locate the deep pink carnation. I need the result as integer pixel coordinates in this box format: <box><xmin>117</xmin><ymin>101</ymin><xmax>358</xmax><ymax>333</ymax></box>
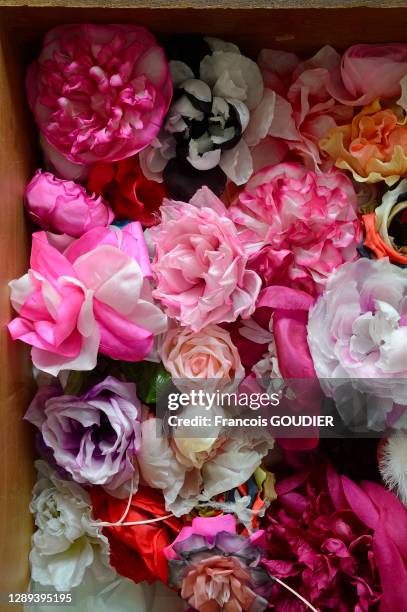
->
<box><xmin>26</xmin><ymin>24</ymin><xmax>172</xmax><ymax>165</ymax></box>
<box><xmin>263</xmin><ymin>463</ymin><xmax>407</xmax><ymax>611</ymax></box>
<box><xmin>150</xmin><ymin>187</ymin><xmax>262</xmax><ymax>331</ymax></box>
<box><xmin>25</xmin><ymin>169</ymin><xmax>113</xmax><ymax>237</ymax></box>
<box><xmin>229</xmin><ymin>163</ymin><xmax>361</xmax><ymax>295</ymax></box>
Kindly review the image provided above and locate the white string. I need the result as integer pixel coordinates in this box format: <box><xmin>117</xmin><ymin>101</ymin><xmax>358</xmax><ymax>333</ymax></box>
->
<box><xmin>91</xmin><ymin>478</ymin><xmax>318</xmax><ymax>611</ymax></box>
<box><xmin>90</xmin><ymin>476</ymin><xmax>175</xmax><ymax>528</ymax></box>
<box><xmin>273</xmin><ymin>576</ymin><xmax>319</xmax><ymax>612</ymax></box>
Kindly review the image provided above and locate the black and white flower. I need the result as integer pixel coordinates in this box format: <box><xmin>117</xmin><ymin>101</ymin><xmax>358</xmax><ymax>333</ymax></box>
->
<box><xmin>139</xmin><ymin>35</ymin><xmax>275</xmax><ymax>200</ymax></box>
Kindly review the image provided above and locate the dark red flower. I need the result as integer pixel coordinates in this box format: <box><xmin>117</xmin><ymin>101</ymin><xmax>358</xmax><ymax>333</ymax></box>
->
<box><xmin>91</xmin><ymin>486</ymin><xmax>184</xmax><ymax>584</ymax></box>
<box><xmin>262</xmin><ymin>463</ymin><xmax>407</xmax><ymax>611</ymax></box>
<box><xmin>88</xmin><ymin>157</ymin><xmax>166</xmax><ymax>226</ymax></box>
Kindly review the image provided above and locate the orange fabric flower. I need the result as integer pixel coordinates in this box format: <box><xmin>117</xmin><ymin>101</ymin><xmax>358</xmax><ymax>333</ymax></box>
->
<box><xmin>320</xmin><ymin>100</ymin><xmax>407</xmax><ymax>184</ymax></box>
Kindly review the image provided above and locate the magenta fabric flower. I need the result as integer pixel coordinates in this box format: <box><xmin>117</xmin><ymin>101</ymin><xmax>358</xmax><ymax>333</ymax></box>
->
<box><xmin>150</xmin><ymin>187</ymin><xmax>262</xmax><ymax>331</ymax></box>
<box><xmin>25</xmin><ymin>170</ymin><xmax>114</xmax><ymax>237</ymax></box>
<box><xmin>25</xmin><ymin>377</ymin><xmax>141</xmax><ymax>498</ymax></box>
<box><xmin>8</xmin><ymin>224</ymin><xmax>167</xmax><ymax>375</ymax></box>
<box><xmin>229</xmin><ymin>163</ymin><xmax>361</xmax><ymax>295</ymax></box>
<box><xmin>164</xmin><ymin>515</ymin><xmax>272</xmax><ymax>612</ymax></box>
<box><xmin>263</xmin><ymin>463</ymin><xmax>407</xmax><ymax>611</ymax></box>
<box><xmin>256</xmin><ymin>46</ymin><xmax>353</xmax><ymax>171</ymax></box>
<box><xmin>26</xmin><ymin>24</ymin><xmax>172</xmax><ymax>166</ymax></box>
<box><xmin>307</xmin><ymin>258</ymin><xmax>407</xmax><ymax>404</ymax></box>
<box><xmin>328</xmin><ymin>43</ymin><xmax>407</xmax><ymax>106</ymax></box>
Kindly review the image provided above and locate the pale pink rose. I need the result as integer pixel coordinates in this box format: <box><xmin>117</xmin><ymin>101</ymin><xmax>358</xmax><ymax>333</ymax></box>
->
<box><xmin>229</xmin><ymin>162</ymin><xmax>361</xmax><ymax>295</ymax></box>
<box><xmin>160</xmin><ymin>324</ymin><xmax>244</xmax><ymax>390</ymax></box>
<box><xmin>25</xmin><ymin>170</ymin><xmax>114</xmax><ymax>237</ymax></box>
<box><xmin>150</xmin><ymin>187</ymin><xmax>262</xmax><ymax>331</ymax></box>
<box><xmin>328</xmin><ymin>43</ymin><xmax>407</xmax><ymax>106</ymax></box>
<box><xmin>8</xmin><ymin>224</ymin><xmax>167</xmax><ymax>375</ymax></box>
<box><xmin>256</xmin><ymin>46</ymin><xmax>353</xmax><ymax>171</ymax></box>
<box><xmin>26</xmin><ymin>24</ymin><xmax>172</xmax><ymax>165</ymax></box>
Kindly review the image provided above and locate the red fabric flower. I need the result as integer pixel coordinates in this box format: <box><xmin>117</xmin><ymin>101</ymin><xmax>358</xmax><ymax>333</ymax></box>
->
<box><xmin>88</xmin><ymin>157</ymin><xmax>166</xmax><ymax>226</ymax></box>
<box><xmin>91</xmin><ymin>486</ymin><xmax>184</xmax><ymax>584</ymax></box>
<box><xmin>262</xmin><ymin>463</ymin><xmax>407</xmax><ymax>611</ymax></box>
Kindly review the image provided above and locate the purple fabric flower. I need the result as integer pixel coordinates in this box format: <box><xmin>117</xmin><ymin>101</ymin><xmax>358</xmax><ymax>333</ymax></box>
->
<box><xmin>25</xmin><ymin>377</ymin><xmax>141</xmax><ymax>498</ymax></box>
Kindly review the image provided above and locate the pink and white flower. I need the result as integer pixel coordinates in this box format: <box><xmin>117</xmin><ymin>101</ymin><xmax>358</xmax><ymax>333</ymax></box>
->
<box><xmin>150</xmin><ymin>187</ymin><xmax>262</xmax><ymax>330</ymax></box>
<box><xmin>229</xmin><ymin>163</ymin><xmax>361</xmax><ymax>295</ymax></box>
<box><xmin>8</xmin><ymin>224</ymin><xmax>167</xmax><ymax>375</ymax></box>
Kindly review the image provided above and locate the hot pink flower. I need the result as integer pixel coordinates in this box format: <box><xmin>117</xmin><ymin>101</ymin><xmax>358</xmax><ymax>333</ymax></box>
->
<box><xmin>25</xmin><ymin>170</ymin><xmax>114</xmax><ymax>237</ymax></box>
<box><xmin>229</xmin><ymin>163</ymin><xmax>361</xmax><ymax>295</ymax></box>
<box><xmin>328</xmin><ymin>43</ymin><xmax>407</xmax><ymax>106</ymax></box>
<box><xmin>26</xmin><ymin>24</ymin><xmax>172</xmax><ymax>166</ymax></box>
<box><xmin>255</xmin><ymin>46</ymin><xmax>353</xmax><ymax>171</ymax></box>
<box><xmin>263</xmin><ymin>463</ymin><xmax>407</xmax><ymax>611</ymax></box>
<box><xmin>150</xmin><ymin>187</ymin><xmax>262</xmax><ymax>331</ymax></box>
<box><xmin>8</xmin><ymin>224</ymin><xmax>167</xmax><ymax>375</ymax></box>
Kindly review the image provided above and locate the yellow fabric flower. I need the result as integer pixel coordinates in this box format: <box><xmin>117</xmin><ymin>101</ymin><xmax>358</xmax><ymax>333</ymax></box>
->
<box><xmin>320</xmin><ymin>99</ymin><xmax>407</xmax><ymax>184</ymax></box>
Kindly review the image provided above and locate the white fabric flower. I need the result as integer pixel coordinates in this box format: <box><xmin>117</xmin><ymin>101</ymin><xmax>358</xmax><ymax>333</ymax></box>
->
<box><xmin>29</xmin><ymin>461</ymin><xmax>114</xmax><ymax>591</ymax></box>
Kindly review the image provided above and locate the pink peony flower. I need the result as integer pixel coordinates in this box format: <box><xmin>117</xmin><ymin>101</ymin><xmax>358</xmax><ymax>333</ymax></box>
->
<box><xmin>160</xmin><ymin>324</ymin><xmax>244</xmax><ymax>390</ymax></box>
<box><xmin>25</xmin><ymin>169</ymin><xmax>114</xmax><ymax>237</ymax></box>
<box><xmin>26</xmin><ymin>24</ymin><xmax>172</xmax><ymax>166</ymax></box>
<box><xmin>229</xmin><ymin>163</ymin><xmax>361</xmax><ymax>295</ymax></box>
<box><xmin>263</xmin><ymin>462</ymin><xmax>407</xmax><ymax>611</ymax></box>
<box><xmin>255</xmin><ymin>46</ymin><xmax>353</xmax><ymax>171</ymax></box>
<box><xmin>150</xmin><ymin>187</ymin><xmax>262</xmax><ymax>331</ymax></box>
<box><xmin>165</xmin><ymin>515</ymin><xmax>272</xmax><ymax>612</ymax></box>
<box><xmin>328</xmin><ymin>43</ymin><xmax>407</xmax><ymax>106</ymax></box>
<box><xmin>307</xmin><ymin>257</ymin><xmax>407</xmax><ymax>404</ymax></box>
<box><xmin>8</xmin><ymin>224</ymin><xmax>167</xmax><ymax>375</ymax></box>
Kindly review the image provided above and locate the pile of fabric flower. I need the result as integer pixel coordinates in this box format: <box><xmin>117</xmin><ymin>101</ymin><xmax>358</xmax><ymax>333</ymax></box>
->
<box><xmin>10</xmin><ymin>24</ymin><xmax>407</xmax><ymax>611</ymax></box>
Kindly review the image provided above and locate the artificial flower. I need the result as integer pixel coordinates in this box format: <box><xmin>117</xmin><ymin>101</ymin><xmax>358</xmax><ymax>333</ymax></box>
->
<box><xmin>328</xmin><ymin>43</ymin><xmax>407</xmax><ymax>106</ymax></box>
<box><xmin>140</xmin><ymin>35</ymin><xmax>275</xmax><ymax>199</ymax></box>
<box><xmin>25</xmin><ymin>169</ymin><xmax>113</xmax><ymax>237</ymax></box>
<box><xmin>229</xmin><ymin>163</ymin><xmax>361</xmax><ymax>294</ymax></box>
<box><xmin>256</xmin><ymin>45</ymin><xmax>353</xmax><ymax>171</ymax></box>
<box><xmin>138</xmin><ymin>416</ymin><xmax>273</xmax><ymax>516</ymax></box>
<box><xmin>8</xmin><ymin>224</ymin><xmax>167</xmax><ymax>375</ymax></box>
<box><xmin>29</xmin><ymin>460</ymin><xmax>114</xmax><ymax>591</ymax></box>
<box><xmin>379</xmin><ymin>434</ymin><xmax>407</xmax><ymax>506</ymax></box>
<box><xmin>87</xmin><ymin>157</ymin><xmax>166</xmax><ymax>226</ymax></box>
<box><xmin>27</xmin><ymin>24</ymin><xmax>172</xmax><ymax>167</ymax></box>
<box><xmin>160</xmin><ymin>323</ymin><xmax>244</xmax><ymax>390</ymax></box>
<box><xmin>263</xmin><ymin>462</ymin><xmax>407</xmax><ymax>611</ymax></box>
<box><xmin>321</xmin><ymin>100</ymin><xmax>407</xmax><ymax>184</ymax></box>
<box><xmin>307</xmin><ymin>257</ymin><xmax>407</xmax><ymax>404</ymax></box>
<box><xmin>165</xmin><ymin>515</ymin><xmax>272</xmax><ymax>612</ymax></box>
<box><xmin>91</xmin><ymin>486</ymin><xmax>183</xmax><ymax>584</ymax></box>
<box><xmin>25</xmin><ymin>377</ymin><xmax>141</xmax><ymax>498</ymax></box>
<box><xmin>150</xmin><ymin>187</ymin><xmax>261</xmax><ymax>331</ymax></box>
<box><xmin>363</xmin><ymin>179</ymin><xmax>407</xmax><ymax>264</ymax></box>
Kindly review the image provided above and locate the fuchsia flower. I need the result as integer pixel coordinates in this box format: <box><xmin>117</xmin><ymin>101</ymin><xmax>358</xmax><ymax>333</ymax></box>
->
<box><xmin>229</xmin><ymin>163</ymin><xmax>361</xmax><ymax>295</ymax></box>
<box><xmin>256</xmin><ymin>46</ymin><xmax>353</xmax><ymax>171</ymax></box>
<box><xmin>328</xmin><ymin>43</ymin><xmax>407</xmax><ymax>106</ymax></box>
<box><xmin>263</xmin><ymin>463</ymin><xmax>407</xmax><ymax>611</ymax></box>
<box><xmin>150</xmin><ymin>187</ymin><xmax>262</xmax><ymax>331</ymax></box>
<box><xmin>165</xmin><ymin>515</ymin><xmax>272</xmax><ymax>612</ymax></box>
<box><xmin>26</xmin><ymin>24</ymin><xmax>172</xmax><ymax>166</ymax></box>
<box><xmin>8</xmin><ymin>224</ymin><xmax>167</xmax><ymax>375</ymax></box>
<box><xmin>25</xmin><ymin>170</ymin><xmax>114</xmax><ymax>237</ymax></box>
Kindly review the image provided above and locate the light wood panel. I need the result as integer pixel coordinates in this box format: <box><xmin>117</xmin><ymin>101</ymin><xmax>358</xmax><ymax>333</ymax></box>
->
<box><xmin>0</xmin><ymin>23</ymin><xmax>36</xmax><ymax>611</ymax></box>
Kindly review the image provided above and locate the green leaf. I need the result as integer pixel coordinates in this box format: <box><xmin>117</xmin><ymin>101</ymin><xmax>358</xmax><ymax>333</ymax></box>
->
<box><xmin>120</xmin><ymin>361</ymin><xmax>172</xmax><ymax>404</ymax></box>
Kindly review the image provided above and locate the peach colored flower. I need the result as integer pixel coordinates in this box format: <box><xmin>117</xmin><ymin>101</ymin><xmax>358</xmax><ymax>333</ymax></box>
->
<box><xmin>160</xmin><ymin>324</ymin><xmax>244</xmax><ymax>391</ymax></box>
<box><xmin>320</xmin><ymin>100</ymin><xmax>407</xmax><ymax>185</ymax></box>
